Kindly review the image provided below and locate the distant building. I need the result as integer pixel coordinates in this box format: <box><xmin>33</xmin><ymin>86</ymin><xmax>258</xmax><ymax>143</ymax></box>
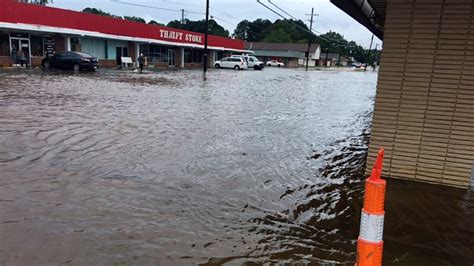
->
<box><xmin>320</xmin><ymin>53</ymin><xmax>339</xmax><ymax>67</ymax></box>
<box><xmin>339</xmin><ymin>55</ymin><xmax>352</xmax><ymax>66</ymax></box>
<box><xmin>319</xmin><ymin>53</ymin><xmax>352</xmax><ymax>67</ymax></box>
<box><xmin>245</xmin><ymin>42</ymin><xmax>321</xmax><ymax>68</ymax></box>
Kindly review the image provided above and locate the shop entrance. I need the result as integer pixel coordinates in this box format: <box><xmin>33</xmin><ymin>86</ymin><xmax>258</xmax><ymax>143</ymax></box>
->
<box><xmin>116</xmin><ymin>46</ymin><xmax>129</xmax><ymax>65</ymax></box>
<box><xmin>10</xmin><ymin>37</ymin><xmax>30</xmax><ymax>66</ymax></box>
<box><xmin>168</xmin><ymin>49</ymin><xmax>175</xmax><ymax>67</ymax></box>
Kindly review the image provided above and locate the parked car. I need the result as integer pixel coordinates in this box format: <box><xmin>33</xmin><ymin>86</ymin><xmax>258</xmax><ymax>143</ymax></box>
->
<box><xmin>214</xmin><ymin>57</ymin><xmax>247</xmax><ymax>70</ymax></box>
<box><xmin>266</xmin><ymin>60</ymin><xmax>284</xmax><ymax>67</ymax></box>
<box><xmin>231</xmin><ymin>55</ymin><xmax>264</xmax><ymax>70</ymax></box>
<box><xmin>42</xmin><ymin>51</ymin><xmax>99</xmax><ymax>71</ymax></box>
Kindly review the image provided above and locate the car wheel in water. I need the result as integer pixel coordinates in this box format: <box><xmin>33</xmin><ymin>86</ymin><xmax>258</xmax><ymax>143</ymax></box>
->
<box><xmin>234</xmin><ymin>65</ymin><xmax>240</xmax><ymax>70</ymax></box>
<box><xmin>73</xmin><ymin>64</ymin><xmax>80</xmax><ymax>72</ymax></box>
<box><xmin>215</xmin><ymin>64</ymin><xmax>220</xmax><ymax>69</ymax></box>
<box><xmin>277</xmin><ymin>64</ymin><xmax>281</xmax><ymax>67</ymax></box>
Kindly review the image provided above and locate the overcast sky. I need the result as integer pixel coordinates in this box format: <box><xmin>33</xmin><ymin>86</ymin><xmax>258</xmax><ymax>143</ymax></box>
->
<box><xmin>49</xmin><ymin>0</ymin><xmax>382</xmax><ymax>48</ymax></box>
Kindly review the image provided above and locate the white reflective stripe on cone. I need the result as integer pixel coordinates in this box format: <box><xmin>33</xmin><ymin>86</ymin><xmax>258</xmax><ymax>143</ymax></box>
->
<box><xmin>359</xmin><ymin>211</ymin><xmax>384</xmax><ymax>243</ymax></box>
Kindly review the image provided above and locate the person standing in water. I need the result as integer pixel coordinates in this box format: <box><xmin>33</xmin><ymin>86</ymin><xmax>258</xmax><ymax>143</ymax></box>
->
<box><xmin>137</xmin><ymin>53</ymin><xmax>145</xmax><ymax>73</ymax></box>
<box><xmin>17</xmin><ymin>49</ymin><xmax>28</xmax><ymax>68</ymax></box>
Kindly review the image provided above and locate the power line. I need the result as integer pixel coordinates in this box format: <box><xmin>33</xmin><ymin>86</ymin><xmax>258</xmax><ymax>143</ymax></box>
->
<box><xmin>256</xmin><ymin>0</ymin><xmax>359</xmax><ymax>48</ymax></box>
<box><xmin>149</xmin><ymin>0</ymin><xmax>242</xmax><ymax>21</ymax></box>
<box><xmin>211</xmin><ymin>15</ymin><xmax>265</xmax><ymax>38</ymax></box>
<box><xmin>110</xmin><ymin>0</ymin><xmax>184</xmax><ymax>13</ymax></box>
<box><xmin>260</xmin><ymin>0</ymin><xmax>362</xmax><ymax>48</ymax></box>
<box><xmin>267</xmin><ymin>0</ymin><xmax>299</xmax><ymax>21</ymax></box>
<box><xmin>256</xmin><ymin>0</ymin><xmax>314</xmax><ymax>36</ymax></box>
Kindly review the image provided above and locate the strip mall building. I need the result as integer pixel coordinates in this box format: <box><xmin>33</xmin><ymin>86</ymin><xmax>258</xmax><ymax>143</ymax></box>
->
<box><xmin>0</xmin><ymin>1</ymin><xmax>247</xmax><ymax>68</ymax></box>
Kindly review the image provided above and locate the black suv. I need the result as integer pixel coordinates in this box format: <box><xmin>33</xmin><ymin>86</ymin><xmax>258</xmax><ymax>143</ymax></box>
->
<box><xmin>42</xmin><ymin>51</ymin><xmax>99</xmax><ymax>71</ymax></box>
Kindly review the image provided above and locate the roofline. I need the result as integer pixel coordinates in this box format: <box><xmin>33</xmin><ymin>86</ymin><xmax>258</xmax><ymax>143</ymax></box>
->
<box><xmin>0</xmin><ymin>22</ymin><xmax>250</xmax><ymax>53</ymax></box>
<box><xmin>245</xmin><ymin>41</ymin><xmax>321</xmax><ymax>52</ymax></box>
<box><xmin>330</xmin><ymin>0</ymin><xmax>384</xmax><ymax>40</ymax></box>
<box><xmin>1</xmin><ymin>1</ymin><xmax>245</xmax><ymax>50</ymax></box>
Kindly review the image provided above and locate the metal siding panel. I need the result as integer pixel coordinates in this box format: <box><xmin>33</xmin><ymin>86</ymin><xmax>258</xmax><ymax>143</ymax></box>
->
<box><xmin>367</xmin><ymin>0</ymin><xmax>474</xmax><ymax>188</ymax></box>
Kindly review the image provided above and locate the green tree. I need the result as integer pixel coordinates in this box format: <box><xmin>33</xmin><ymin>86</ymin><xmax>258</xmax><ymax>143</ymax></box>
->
<box><xmin>317</xmin><ymin>31</ymin><xmax>349</xmax><ymax>53</ymax></box>
<box><xmin>264</xmin><ymin>28</ymin><xmax>292</xmax><ymax>43</ymax></box>
<box><xmin>123</xmin><ymin>16</ymin><xmax>146</xmax><ymax>24</ymax></box>
<box><xmin>167</xmin><ymin>19</ymin><xmax>229</xmax><ymax>37</ymax></box>
<box><xmin>233</xmin><ymin>18</ymin><xmax>309</xmax><ymax>43</ymax></box>
<box><xmin>233</xmin><ymin>19</ymin><xmax>272</xmax><ymax>42</ymax></box>
<box><xmin>270</xmin><ymin>19</ymin><xmax>309</xmax><ymax>43</ymax></box>
<box><xmin>233</xmin><ymin>20</ymin><xmax>250</xmax><ymax>40</ymax></box>
<box><xmin>148</xmin><ymin>20</ymin><xmax>163</xmax><ymax>26</ymax></box>
<box><xmin>23</xmin><ymin>0</ymin><xmax>51</xmax><ymax>4</ymax></box>
<box><xmin>82</xmin><ymin>7</ymin><xmax>122</xmax><ymax>19</ymax></box>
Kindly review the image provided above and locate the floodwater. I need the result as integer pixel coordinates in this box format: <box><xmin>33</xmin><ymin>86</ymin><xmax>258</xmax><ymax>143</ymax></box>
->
<box><xmin>0</xmin><ymin>68</ymin><xmax>472</xmax><ymax>265</ymax></box>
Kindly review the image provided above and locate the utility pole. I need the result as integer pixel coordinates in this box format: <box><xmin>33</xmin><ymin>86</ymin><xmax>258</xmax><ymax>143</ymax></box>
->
<box><xmin>203</xmin><ymin>0</ymin><xmax>209</xmax><ymax>74</ymax></box>
<box><xmin>181</xmin><ymin>9</ymin><xmax>185</xmax><ymax>26</ymax></box>
<box><xmin>325</xmin><ymin>48</ymin><xmax>329</xmax><ymax>67</ymax></box>
<box><xmin>374</xmin><ymin>43</ymin><xmax>379</xmax><ymax>68</ymax></box>
<box><xmin>305</xmin><ymin>7</ymin><xmax>314</xmax><ymax>71</ymax></box>
<box><xmin>364</xmin><ymin>34</ymin><xmax>374</xmax><ymax>72</ymax></box>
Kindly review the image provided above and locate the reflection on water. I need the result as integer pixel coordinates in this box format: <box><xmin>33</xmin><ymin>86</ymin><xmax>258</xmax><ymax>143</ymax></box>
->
<box><xmin>0</xmin><ymin>68</ymin><xmax>472</xmax><ymax>265</ymax></box>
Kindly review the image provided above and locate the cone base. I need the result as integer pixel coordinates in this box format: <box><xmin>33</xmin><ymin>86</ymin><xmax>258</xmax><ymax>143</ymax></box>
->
<box><xmin>356</xmin><ymin>238</ymin><xmax>383</xmax><ymax>266</ymax></box>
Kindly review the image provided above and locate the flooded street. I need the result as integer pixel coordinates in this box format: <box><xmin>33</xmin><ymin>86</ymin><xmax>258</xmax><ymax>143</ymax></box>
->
<box><xmin>0</xmin><ymin>68</ymin><xmax>473</xmax><ymax>265</ymax></box>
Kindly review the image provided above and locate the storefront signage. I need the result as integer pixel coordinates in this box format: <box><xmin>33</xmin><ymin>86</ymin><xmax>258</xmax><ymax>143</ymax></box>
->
<box><xmin>159</xmin><ymin>29</ymin><xmax>202</xmax><ymax>44</ymax></box>
<box><xmin>10</xmin><ymin>32</ymin><xmax>28</xmax><ymax>38</ymax></box>
<box><xmin>43</xmin><ymin>37</ymin><xmax>55</xmax><ymax>56</ymax></box>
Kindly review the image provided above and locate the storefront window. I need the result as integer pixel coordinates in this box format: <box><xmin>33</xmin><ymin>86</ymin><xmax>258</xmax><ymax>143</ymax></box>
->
<box><xmin>140</xmin><ymin>44</ymin><xmax>168</xmax><ymax>64</ymax></box>
<box><xmin>30</xmin><ymin>35</ymin><xmax>43</xmax><ymax>57</ymax></box>
<box><xmin>216</xmin><ymin>51</ymin><xmax>225</xmax><ymax>60</ymax></box>
<box><xmin>184</xmin><ymin>49</ymin><xmax>192</xmax><ymax>63</ymax></box>
<box><xmin>81</xmin><ymin>38</ymin><xmax>106</xmax><ymax>59</ymax></box>
<box><xmin>71</xmin><ymin>37</ymin><xmax>80</xmax><ymax>51</ymax></box>
<box><xmin>0</xmin><ymin>34</ymin><xmax>9</xmax><ymax>56</ymax></box>
<box><xmin>184</xmin><ymin>48</ymin><xmax>203</xmax><ymax>64</ymax></box>
<box><xmin>43</xmin><ymin>36</ymin><xmax>55</xmax><ymax>56</ymax></box>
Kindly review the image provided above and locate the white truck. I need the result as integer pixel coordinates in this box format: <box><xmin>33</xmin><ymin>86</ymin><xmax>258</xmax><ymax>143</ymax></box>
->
<box><xmin>231</xmin><ymin>55</ymin><xmax>264</xmax><ymax>70</ymax></box>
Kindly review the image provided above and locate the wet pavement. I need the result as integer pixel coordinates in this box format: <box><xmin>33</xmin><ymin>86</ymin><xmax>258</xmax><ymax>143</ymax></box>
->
<box><xmin>0</xmin><ymin>68</ymin><xmax>473</xmax><ymax>265</ymax></box>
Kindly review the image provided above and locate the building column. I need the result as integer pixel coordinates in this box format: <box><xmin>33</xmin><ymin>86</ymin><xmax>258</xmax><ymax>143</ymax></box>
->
<box><xmin>135</xmin><ymin>42</ymin><xmax>140</xmax><ymax>67</ymax></box>
<box><xmin>128</xmin><ymin>42</ymin><xmax>136</xmax><ymax>62</ymax></box>
<box><xmin>208</xmin><ymin>50</ymin><xmax>215</xmax><ymax>67</ymax></box>
<box><xmin>66</xmin><ymin>36</ymin><xmax>71</xmax><ymax>51</ymax></box>
<box><xmin>174</xmin><ymin>47</ymin><xmax>184</xmax><ymax>68</ymax></box>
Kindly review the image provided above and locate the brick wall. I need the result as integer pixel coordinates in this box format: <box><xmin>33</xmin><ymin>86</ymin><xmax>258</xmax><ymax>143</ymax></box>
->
<box><xmin>31</xmin><ymin>57</ymin><xmax>42</xmax><ymax>66</ymax></box>
<box><xmin>99</xmin><ymin>59</ymin><xmax>116</xmax><ymax>68</ymax></box>
<box><xmin>184</xmin><ymin>63</ymin><xmax>203</xmax><ymax>68</ymax></box>
<box><xmin>0</xmin><ymin>56</ymin><xmax>12</xmax><ymax>67</ymax></box>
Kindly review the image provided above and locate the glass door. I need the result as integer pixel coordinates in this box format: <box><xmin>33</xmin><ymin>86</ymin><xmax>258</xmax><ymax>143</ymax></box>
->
<box><xmin>10</xmin><ymin>37</ymin><xmax>30</xmax><ymax>66</ymax></box>
<box><xmin>116</xmin><ymin>47</ymin><xmax>129</xmax><ymax>65</ymax></box>
<box><xmin>116</xmin><ymin>47</ymin><xmax>122</xmax><ymax>65</ymax></box>
<box><xmin>168</xmin><ymin>49</ymin><xmax>175</xmax><ymax>67</ymax></box>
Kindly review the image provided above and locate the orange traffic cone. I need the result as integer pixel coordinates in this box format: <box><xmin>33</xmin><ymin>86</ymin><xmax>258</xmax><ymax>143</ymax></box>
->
<box><xmin>356</xmin><ymin>148</ymin><xmax>385</xmax><ymax>266</ymax></box>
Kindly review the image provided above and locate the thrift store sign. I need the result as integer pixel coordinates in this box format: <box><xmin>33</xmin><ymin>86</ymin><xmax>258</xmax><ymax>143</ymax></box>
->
<box><xmin>159</xmin><ymin>29</ymin><xmax>202</xmax><ymax>43</ymax></box>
